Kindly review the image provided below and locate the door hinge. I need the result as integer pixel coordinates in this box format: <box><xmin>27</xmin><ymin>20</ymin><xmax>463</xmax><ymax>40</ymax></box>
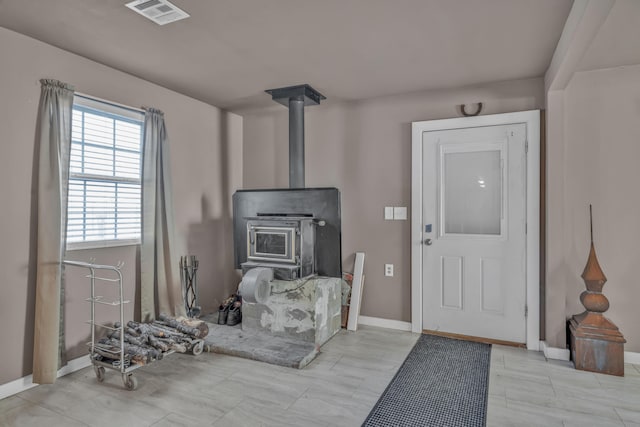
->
<box><xmin>525</xmin><ymin>305</ymin><xmax>528</xmax><ymax>317</ymax></box>
<box><xmin>525</xmin><ymin>139</ymin><xmax>529</xmax><ymax>153</ymax></box>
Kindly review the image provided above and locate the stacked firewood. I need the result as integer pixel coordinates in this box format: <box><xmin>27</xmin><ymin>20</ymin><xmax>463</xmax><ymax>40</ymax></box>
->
<box><xmin>95</xmin><ymin>313</ymin><xmax>209</xmax><ymax>365</ymax></box>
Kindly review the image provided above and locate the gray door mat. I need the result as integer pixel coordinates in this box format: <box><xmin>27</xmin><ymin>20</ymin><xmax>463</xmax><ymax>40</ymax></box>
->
<box><xmin>362</xmin><ymin>333</ymin><xmax>491</xmax><ymax>427</ymax></box>
<box><xmin>201</xmin><ymin>319</ymin><xmax>318</xmax><ymax>369</ymax></box>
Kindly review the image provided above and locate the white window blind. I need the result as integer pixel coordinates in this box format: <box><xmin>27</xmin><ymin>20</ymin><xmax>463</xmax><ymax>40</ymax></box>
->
<box><xmin>67</xmin><ymin>96</ymin><xmax>144</xmax><ymax>249</ymax></box>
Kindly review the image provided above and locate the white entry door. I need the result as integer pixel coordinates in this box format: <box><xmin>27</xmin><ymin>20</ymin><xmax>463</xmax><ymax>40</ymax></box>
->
<box><xmin>421</xmin><ymin>123</ymin><xmax>527</xmax><ymax>343</ymax></box>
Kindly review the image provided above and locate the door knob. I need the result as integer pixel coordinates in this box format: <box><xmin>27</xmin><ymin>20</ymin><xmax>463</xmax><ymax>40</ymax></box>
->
<box><xmin>424</xmin><ymin>238</ymin><xmax>433</xmax><ymax>246</ymax></box>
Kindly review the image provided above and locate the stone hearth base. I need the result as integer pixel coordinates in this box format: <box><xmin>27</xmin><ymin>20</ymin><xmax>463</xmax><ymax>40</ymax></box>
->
<box><xmin>242</xmin><ymin>276</ymin><xmax>342</xmax><ymax>346</ymax></box>
<box><xmin>202</xmin><ymin>322</ymin><xmax>318</xmax><ymax>369</ymax></box>
<box><xmin>202</xmin><ymin>276</ymin><xmax>343</xmax><ymax>368</ymax></box>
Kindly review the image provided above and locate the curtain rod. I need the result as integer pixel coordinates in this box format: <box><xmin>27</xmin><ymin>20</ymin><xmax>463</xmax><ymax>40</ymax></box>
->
<box><xmin>75</xmin><ymin>92</ymin><xmax>145</xmax><ymax>114</ymax></box>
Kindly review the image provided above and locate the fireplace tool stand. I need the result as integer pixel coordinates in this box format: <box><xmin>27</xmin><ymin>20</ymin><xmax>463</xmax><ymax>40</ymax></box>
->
<box><xmin>180</xmin><ymin>255</ymin><xmax>200</xmax><ymax>318</ymax></box>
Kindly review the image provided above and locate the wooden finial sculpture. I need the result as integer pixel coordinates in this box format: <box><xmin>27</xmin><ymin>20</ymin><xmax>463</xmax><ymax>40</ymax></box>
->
<box><xmin>569</xmin><ymin>205</ymin><xmax>626</xmax><ymax>376</ymax></box>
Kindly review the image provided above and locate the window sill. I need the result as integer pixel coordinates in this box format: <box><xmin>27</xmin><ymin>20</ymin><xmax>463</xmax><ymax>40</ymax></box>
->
<box><xmin>66</xmin><ymin>239</ymin><xmax>140</xmax><ymax>251</ymax></box>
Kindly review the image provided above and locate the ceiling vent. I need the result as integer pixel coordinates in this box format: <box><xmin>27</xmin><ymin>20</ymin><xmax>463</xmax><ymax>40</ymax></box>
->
<box><xmin>125</xmin><ymin>0</ymin><xmax>189</xmax><ymax>25</ymax></box>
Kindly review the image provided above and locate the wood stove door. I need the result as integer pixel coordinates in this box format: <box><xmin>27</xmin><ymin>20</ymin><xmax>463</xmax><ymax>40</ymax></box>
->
<box><xmin>248</xmin><ymin>226</ymin><xmax>296</xmax><ymax>264</ymax></box>
<box><xmin>421</xmin><ymin>123</ymin><xmax>527</xmax><ymax>343</ymax></box>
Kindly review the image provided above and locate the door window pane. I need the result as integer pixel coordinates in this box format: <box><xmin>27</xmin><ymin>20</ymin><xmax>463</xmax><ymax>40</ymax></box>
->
<box><xmin>443</xmin><ymin>150</ymin><xmax>501</xmax><ymax>235</ymax></box>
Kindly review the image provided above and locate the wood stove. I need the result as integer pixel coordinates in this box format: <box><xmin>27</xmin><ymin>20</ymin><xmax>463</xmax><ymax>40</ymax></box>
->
<box><xmin>233</xmin><ymin>188</ymin><xmax>341</xmax><ymax>280</ymax></box>
<box><xmin>230</xmin><ymin>85</ymin><xmax>343</xmax><ymax>363</ymax></box>
<box><xmin>233</xmin><ymin>85</ymin><xmax>342</xmax><ymax>281</ymax></box>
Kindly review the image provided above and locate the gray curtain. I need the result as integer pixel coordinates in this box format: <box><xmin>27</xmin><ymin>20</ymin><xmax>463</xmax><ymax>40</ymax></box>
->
<box><xmin>141</xmin><ymin>108</ymin><xmax>184</xmax><ymax>321</ymax></box>
<box><xmin>32</xmin><ymin>79</ymin><xmax>74</xmax><ymax>384</ymax></box>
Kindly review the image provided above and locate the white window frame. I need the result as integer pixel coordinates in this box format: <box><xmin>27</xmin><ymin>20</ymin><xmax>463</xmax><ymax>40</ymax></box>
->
<box><xmin>66</xmin><ymin>95</ymin><xmax>144</xmax><ymax>251</ymax></box>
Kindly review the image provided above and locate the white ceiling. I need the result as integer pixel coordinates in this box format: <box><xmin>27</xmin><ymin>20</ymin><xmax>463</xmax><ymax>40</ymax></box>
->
<box><xmin>577</xmin><ymin>0</ymin><xmax>640</xmax><ymax>72</ymax></box>
<box><xmin>0</xmin><ymin>0</ymin><xmax>573</xmax><ymax>111</ymax></box>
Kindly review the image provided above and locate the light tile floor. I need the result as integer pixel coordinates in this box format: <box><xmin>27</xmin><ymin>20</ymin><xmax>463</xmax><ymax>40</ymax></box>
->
<box><xmin>1</xmin><ymin>326</ymin><xmax>639</xmax><ymax>426</ymax></box>
<box><xmin>488</xmin><ymin>345</ymin><xmax>640</xmax><ymax>427</ymax></box>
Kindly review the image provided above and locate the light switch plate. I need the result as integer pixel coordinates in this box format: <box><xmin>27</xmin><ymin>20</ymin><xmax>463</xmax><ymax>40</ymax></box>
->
<box><xmin>384</xmin><ymin>206</ymin><xmax>394</xmax><ymax>220</ymax></box>
<box><xmin>393</xmin><ymin>207</ymin><xmax>407</xmax><ymax>220</ymax></box>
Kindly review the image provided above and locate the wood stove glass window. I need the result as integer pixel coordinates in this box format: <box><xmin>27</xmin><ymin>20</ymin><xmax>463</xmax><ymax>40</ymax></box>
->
<box><xmin>248</xmin><ymin>225</ymin><xmax>296</xmax><ymax>263</ymax></box>
<box><xmin>256</xmin><ymin>232</ymin><xmax>287</xmax><ymax>256</ymax></box>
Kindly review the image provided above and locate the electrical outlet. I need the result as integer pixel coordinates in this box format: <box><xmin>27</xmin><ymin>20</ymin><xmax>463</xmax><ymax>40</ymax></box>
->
<box><xmin>385</xmin><ymin>264</ymin><xmax>394</xmax><ymax>277</ymax></box>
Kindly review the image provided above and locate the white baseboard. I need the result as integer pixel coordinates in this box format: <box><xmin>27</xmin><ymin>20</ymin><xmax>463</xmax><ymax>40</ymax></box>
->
<box><xmin>0</xmin><ymin>375</ymin><xmax>38</xmax><ymax>401</ymax></box>
<box><xmin>0</xmin><ymin>355</ymin><xmax>91</xmax><ymax>401</ymax></box>
<box><xmin>57</xmin><ymin>354</ymin><xmax>92</xmax><ymax>376</ymax></box>
<box><xmin>357</xmin><ymin>315</ymin><xmax>413</xmax><ymax>332</ymax></box>
<box><xmin>538</xmin><ymin>341</ymin><xmax>640</xmax><ymax>365</ymax></box>
<box><xmin>625</xmin><ymin>351</ymin><xmax>640</xmax><ymax>365</ymax></box>
<box><xmin>539</xmin><ymin>340</ymin><xmax>571</xmax><ymax>361</ymax></box>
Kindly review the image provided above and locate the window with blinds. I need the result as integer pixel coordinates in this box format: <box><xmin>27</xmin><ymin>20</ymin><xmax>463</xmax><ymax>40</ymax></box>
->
<box><xmin>67</xmin><ymin>96</ymin><xmax>144</xmax><ymax>248</ymax></box>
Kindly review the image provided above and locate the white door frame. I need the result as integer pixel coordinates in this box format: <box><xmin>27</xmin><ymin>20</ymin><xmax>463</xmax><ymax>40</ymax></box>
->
<box><xmin>411</xmin><ymin>110</ymin><xmax>540</xmax><ymax>350</ymax></box>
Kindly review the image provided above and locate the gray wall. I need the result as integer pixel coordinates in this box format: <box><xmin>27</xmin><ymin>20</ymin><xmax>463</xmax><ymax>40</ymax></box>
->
<box><xmin>0</xmin><ymin>27</ymin><xmax>242</xmax><ymax>385</ymax></box>
<box><xmin>243</xmin><ymin>69</ymin><xmax>640</xmax><ymax>354</ymax></box>
<box><xmin>550</xmin><ymin>65</ymin><xmax>640</xmax><ymax>352</ymax></box>
<box><xmin>242</xmin><ymin>78</ymin><xmax>544</xmax><ymax>324</ymax></box>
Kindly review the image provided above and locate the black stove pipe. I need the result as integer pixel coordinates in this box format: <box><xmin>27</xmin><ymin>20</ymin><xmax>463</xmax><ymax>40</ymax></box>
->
<box><xmin>265</xmin><ymin>84</ymin><xmax>326</xmax><ymax>189</ymax></box>
<box><xmin>289</xmin><ymin>98</ymin><xmax>305</xmax><ymax>188</ymax></box>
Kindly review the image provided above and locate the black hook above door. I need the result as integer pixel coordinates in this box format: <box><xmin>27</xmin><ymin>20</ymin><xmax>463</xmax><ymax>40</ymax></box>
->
<box><xmin>460</xmin><ymin>103</ymin><xmax>483</xmax><ymax>117</ymax></box>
